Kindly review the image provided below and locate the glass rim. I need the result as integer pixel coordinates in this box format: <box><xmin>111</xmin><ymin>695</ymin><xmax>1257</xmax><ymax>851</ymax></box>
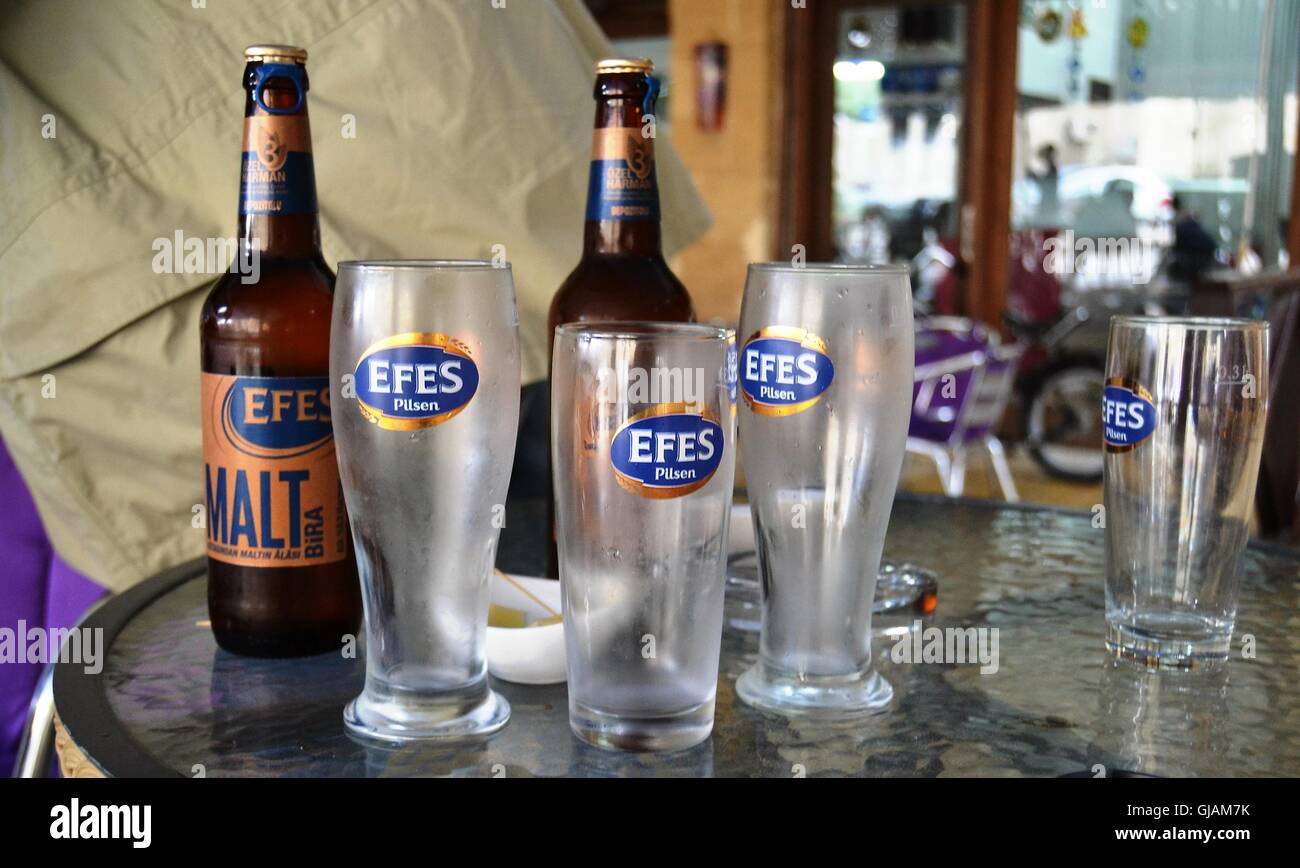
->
<box><xmin>1111</xmin><ymin>315</ymin><xmax>1267</xmax><ymax>332</ymax></box>
<box><xmin>337</xmin><ymin>259</ymin><xmax>506</xmax><ymax>272</ymax></box>
<box><xmin>553</xmin><ymin>321</ymin><xmax>729</xmax><ymax>342</ymax></box>
<box><xmin>747</xmin><ymin>261</ymin><xmax>910</xmax><ymax>276</ymax></box>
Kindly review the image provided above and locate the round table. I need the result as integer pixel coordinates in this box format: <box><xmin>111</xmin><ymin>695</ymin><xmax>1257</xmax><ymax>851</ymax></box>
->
<box><xmin>53</xmin><ymin>495</ymin><xmax>1300</xmax><ymax>777</ymax></box>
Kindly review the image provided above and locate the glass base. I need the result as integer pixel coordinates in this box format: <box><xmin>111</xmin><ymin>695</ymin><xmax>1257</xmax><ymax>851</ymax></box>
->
<box><xmin>1106</xmin><ymin>621</ymin><xmax>1231</xmax><ymax>671</ymax></box>
<box><xmin>735</xmin><ymin>662</ymin><xmax>894</xmax><ymax>718</ymax></box>
<box><xmin>725</xmin><ymin>554</ymin><xmax>940</xmax><ymax>636</ymax></box>
<box><xmin>569</xmin><ymin>698</ymin><xmax>714</xmax><ymax>753</ymax></box>
<box><xmin>344</xmin><ymin>682</ymin><xmax>510</xmax><ymax>744</ymax></box>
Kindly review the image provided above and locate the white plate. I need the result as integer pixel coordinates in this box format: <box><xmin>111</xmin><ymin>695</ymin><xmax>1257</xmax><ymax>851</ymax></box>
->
<box><xmin>486</xmin><ymin>572</ymin><xmax>566</xmax><ymax>685</ymax></box>
<box><xmin>488</xmin><ymin>503</ymin><xmax>754</xmax><ymax>685</ymax></box>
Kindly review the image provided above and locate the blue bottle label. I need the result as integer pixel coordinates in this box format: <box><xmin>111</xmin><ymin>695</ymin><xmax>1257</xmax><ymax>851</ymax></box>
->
<box><xmin>1103</xmin><ymin>380</ymin><xmax>1157</xmax><ymax>451</ymax></box>
<box><xmin>239</xmin><ymin>113</ymin><xmax>318</xmax><ymax>216</ymax></box>
<box><xmin>353</xmin><ymin>333</ymin><xmax>480</xmax><ymax>430</ymax></box>
<box><xmin>739</xmin><ymin>327</ymin><xmax>835</xmax><ymax>417</ymax></box>
<box><xmin>610</xmin><ymin>405</ymin><xmax>724</xmax><ymax>499</ymax></box>
<box><xmin>585</xmin><ymin>127</ymin><xmax>659</xmax><ymax>221</ymax></box>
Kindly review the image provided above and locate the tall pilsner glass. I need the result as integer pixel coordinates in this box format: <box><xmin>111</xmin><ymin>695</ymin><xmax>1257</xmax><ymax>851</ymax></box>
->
<box><xmin>1104</xmin><ymin>316</ymin><xmax>1268</xmax><ymax>669</ymax></box>
<box><xmin>735</xmin><ymin>263</ymin><xmax>913</xmax><ymax>717</ymax></box>
<box><xmin>553</xmin><ymin>322</ymin><xmax>736</xmax><ymax>751</ymax></box>
<box><xmin>331</xmin><ymin>261</ymin><xmax>520</xmax><ymax>741</ymax></box>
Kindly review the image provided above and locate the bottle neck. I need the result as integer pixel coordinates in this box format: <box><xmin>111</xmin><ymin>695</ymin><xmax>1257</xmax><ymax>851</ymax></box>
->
<box><xmin>582</xmin><ymin>96</ymin><xmax>663</xmax><ymax>258</ymax></box>
<box><xmin>239</xmin><ymin>212</ymin><xmax>320</xmax><ymax>259</ymax></box>
<box><xmin>238</xmin><ymin>64</ymin><xmax>321</xmax><ymax>259</ymax></box>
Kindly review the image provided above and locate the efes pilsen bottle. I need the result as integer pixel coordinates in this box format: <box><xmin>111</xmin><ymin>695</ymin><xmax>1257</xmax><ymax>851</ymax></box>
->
<box><xmin>545</xmin><ymin>58</ymin><xmax>696</xmax><ymax>576</ymax></box>
<box><xmin>200</xmin><ymin>45</ymin><xmax>360</xmax><ymax>657</ymax></box>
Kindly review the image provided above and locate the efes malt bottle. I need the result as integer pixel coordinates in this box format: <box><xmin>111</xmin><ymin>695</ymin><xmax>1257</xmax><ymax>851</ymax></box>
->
<box><xmin>546</xmin><ymin>58</ymin><xmax>696</xmax><ymax>575</ymax></box>
<box><xmin>200</xmin><ymin>45</ymin><xmax>360</xmax><ymax>657</ymax></box>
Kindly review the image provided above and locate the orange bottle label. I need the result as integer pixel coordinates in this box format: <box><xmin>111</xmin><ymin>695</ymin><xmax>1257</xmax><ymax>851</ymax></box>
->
<box><xmin>201</xmin><ymin>373</ymin><xmax>347</xmax><ymax>567</ymax></box>
<box><xmin>586</xmin><ymin>126</ymin><xmax>658</xmax><ymax>221</ymax></box>
<box><xmin>239</xmin><ymin>112</ymin><xmax>317</xmax><ymax>216</ymax></box>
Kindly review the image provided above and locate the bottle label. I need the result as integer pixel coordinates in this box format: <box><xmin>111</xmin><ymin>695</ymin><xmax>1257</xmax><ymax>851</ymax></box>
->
<box><xmin>586</xmin><ymin>127</ymin><xmax>659</xmax><ymax>221</ymax></box>
<box><xmin>610</xmin><ymin>405</ymin><xmax>724</xmax><ymax>498</ymax></box>
<box><xmin>739</xmin><ymin>327</ymin><xmax>835</xmax><ymax>417</ymax></box>
<box><xmin>201</xmin><ymin>373</ymin><xmax>347</xmax><ymax>567</ymax></box>
<box><xmin>353</xmin><ymin>333</ymin><xmax>480</xmax><ymax>430</ymax></box>
<box><xmin>239</xmin><ymin>113</ymin><xmax>318</xmax><ymax>215</ymax></box>
<box><xmin>1103</xmin><ymin>379</ymin><xmax>1157</xmax><ymax>451</ymax></box>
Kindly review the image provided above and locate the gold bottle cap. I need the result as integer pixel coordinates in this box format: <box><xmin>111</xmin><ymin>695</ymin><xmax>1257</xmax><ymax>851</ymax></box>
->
<box><xmin>596</xmin><ymin>57</ymin><xmax>653</xmax><ymax>75</ymax></box>
<box><xmin>244</xmin><ymin>44</ymin><xmax>308</xmax><ymax>63</ymax></box>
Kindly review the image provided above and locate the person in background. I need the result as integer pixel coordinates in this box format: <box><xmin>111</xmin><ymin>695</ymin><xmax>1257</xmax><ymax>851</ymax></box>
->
<box><xmin>1027</xmin><ymin>143</ymin><xmax>1061</xmax><ymax>227</ymax></box>
<box><xmin>0</xmin><ymin>440</ymin><xmax>106</xmax><ymax>775</ymax></box>
<box><xmin>842</xmin><ymin>205</ymin><xmax>892</xmax><ymax>265</ymax></box>
<box><xmin>1166</xmin><ymin>193</ymin><xmax>1221</xmax><ymax>284</ymax></box>
<box><xmin>0</xmin><ymin>0</ymin><xmax>709</xmax><ymax>775</ymax></box>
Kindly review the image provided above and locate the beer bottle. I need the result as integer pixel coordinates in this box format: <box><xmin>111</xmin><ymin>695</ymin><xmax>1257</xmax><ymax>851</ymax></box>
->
<box><xmin>549</xmin><ymin>58</ymin><xmax>694</xmax><ymax>334</ymax></box>
<box><xmin>546</xmin><ymin>58</ymin><xmax>696</xmax><ymax>575</ymax></box>
<box><xmin>200</xmin><ymin>45</ymin><xmax>360</xmax><ymax>656</ymax></box>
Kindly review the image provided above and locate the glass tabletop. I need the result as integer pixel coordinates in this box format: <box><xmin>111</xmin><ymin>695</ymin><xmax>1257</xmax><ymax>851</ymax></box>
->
<box><xmin>66</xmin><ymin>496</ymin><xmax>1300</xmax><ymax>777</ymax></box>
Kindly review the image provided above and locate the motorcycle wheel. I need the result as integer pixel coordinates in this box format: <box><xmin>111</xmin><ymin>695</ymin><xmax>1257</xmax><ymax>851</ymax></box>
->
<box><xmin>1022</xmin><ymin>354</ymin><xmax>1106</xmax><ymax>483</ymax></box>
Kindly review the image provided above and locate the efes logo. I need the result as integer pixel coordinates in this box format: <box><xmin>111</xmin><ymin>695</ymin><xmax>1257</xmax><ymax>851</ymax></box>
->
<box><xmin>220</xmin><ymin>376</ymin><xmax>333</xmax><ymax>459</ymax></box>
<box><xmin>354</xmin><ymin>332</ymin><xmax>479</xmax><ymax>430</ymax></box>
<box><xmin>256</xmin><ymin>127</ymin><xmax>287</xmax><ymax>172</ymax></box>
<box><xmin>1103</xmin><ymin>378</ymin><xmax>1157</xmax><ymax>451</ymax></box>
<box><xmin>610</xmin><ymin>404</ymin><xmax>724</xmax><ymax>499</ymax></box>
<box><xmin>740</xmin><ymin>326</ymin><xmax>834</xmax><ymax>416</ymax></box>
<box><xmin>625</xmin><ymin>134</ymin><xmax>653</xmax><ymax>180</ymax></box>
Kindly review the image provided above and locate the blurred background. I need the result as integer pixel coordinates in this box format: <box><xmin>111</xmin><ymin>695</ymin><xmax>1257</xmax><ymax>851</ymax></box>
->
<box><xmin>591</xmin><ymin>0</ymin><xmax>1299</xmax><ymax>531</ymax></box>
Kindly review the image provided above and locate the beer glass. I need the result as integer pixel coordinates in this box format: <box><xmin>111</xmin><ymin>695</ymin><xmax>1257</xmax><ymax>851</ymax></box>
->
<box><xmin>735</xmin><ymin>263</ymin><xmax>913</xmax><ymax>716</ymax></box>
<box><xmin>331</xmin><ymin>261</ymin><xmax>520</xmax><ymax>741</ymax></box>
<box><xmin>552</xmin><ymin>322</ymin><xmax>736</xmax><ymax>751</ymax></box>
<box><xmin>1104</xmin><ymin>316</ymin><xmax>1268</xmax><ymax>669</ymax></box>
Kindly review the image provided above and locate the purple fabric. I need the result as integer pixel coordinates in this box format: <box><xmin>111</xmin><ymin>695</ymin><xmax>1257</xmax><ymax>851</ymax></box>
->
<box><xmin>0</xmin><ymin>437</ymin><xmax>106</xmax><ymax>776</ymax></box>
<box><xmin>913</xmin><ymin>323</ymin><xmax>991</xmax><ymax>367</ymax></box>
<box><xmin>962</xmin><ymin>354</ymin><xmax>1016</xmax><ymax>440</ymax></box>
<box><xmin>909</xmin><ymin>373</ymin><xmax>973</xmax><ymax>443</ymax></box>
<box><xmin>910</xmin><ymin>323</ymin><xmax>990</xmax><ymax>445</ymax></box>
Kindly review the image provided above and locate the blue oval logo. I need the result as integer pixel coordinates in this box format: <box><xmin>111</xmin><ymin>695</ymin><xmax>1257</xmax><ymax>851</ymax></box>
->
<box><xmin>221</xmin><ymin>376</ymin><xmax>333</xmax><ymax>459</ymax></box>
<box><xmin>739</xmin><ymin>327</ymin><xmax>834</xmax><ymax>416</ymax></box>
<box><xmin>610</xmin><ymin>407</ymin><xmax>724</xmax><ymax>499</ymax></box>
<box><xmin>1103</xmin><ymin>381</ymin><xmax>1157</xmax><ymax>451</ymax></box>
<box><xmin>354</xmin><ymin>333</ymin><xmax>479</xmax><ymax>430</ymax></box>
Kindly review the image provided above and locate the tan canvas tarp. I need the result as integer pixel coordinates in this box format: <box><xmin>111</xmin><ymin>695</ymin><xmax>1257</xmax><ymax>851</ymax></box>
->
<box><xmin>0</xmin><ymin>0</ymin><xmax>711</xmax><ymax>591</ymax></box>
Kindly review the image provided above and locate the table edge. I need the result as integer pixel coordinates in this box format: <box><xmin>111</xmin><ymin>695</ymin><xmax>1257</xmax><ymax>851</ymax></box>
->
<box><xmin>52</xmin><ymin>559</ymin><xmax>201</xmax><ymax>778</ymax></box>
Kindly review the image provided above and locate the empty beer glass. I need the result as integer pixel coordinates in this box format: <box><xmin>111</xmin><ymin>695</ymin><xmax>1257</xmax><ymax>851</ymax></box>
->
<box><xmin>552</xmin><ymin>323</ymin><xmax>736</xmax><ymax>751</ymax></box>
<box><xmin>331</xmin><ymin>261</ymin><xmax>520</xmax><ymax>741</ymax></box>
<box><xmin>1104</xmin><ymin>316</ymin><xmax>1268</xmax><ymax>669</ymax></box>
<box><xmin>735</xmin><ymin>263</ymin><xmax>914</xmax><ymax>716</ymax></box>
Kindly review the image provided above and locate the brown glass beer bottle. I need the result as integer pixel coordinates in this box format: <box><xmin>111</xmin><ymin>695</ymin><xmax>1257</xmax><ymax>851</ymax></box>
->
<box><xmin>200</xmin><ymin>45</ymin><xmax>360</xmax><ymax>656</ymax></box>
<box><xmin>546</xmin><ymin>58</ymin><xmax>696</xmax><ymax>575</ymax></box>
